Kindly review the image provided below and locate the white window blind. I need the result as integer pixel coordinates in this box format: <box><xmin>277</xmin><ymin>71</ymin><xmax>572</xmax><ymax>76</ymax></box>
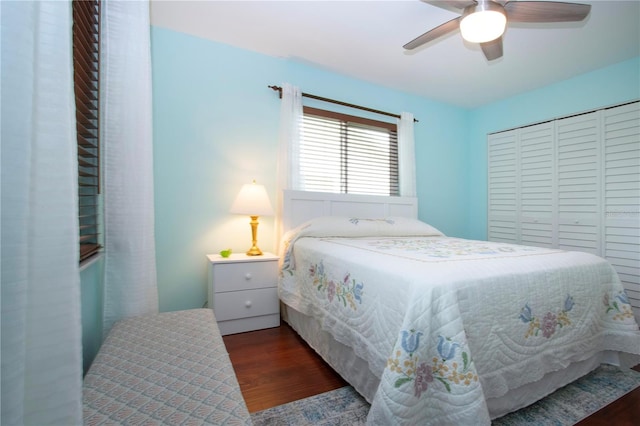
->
<box><xmin>300</xmin><ymin>107</ymin><xmax>399</xmax><ymax>196</ymax></box>
<box><xmin>73</xmin><ymin>0</ymin><xmax>101</xmax><ymax>262</ymax></box>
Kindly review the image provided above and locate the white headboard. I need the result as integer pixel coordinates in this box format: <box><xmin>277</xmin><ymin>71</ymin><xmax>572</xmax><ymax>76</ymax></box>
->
<box><xmin>282</xmin><ymin>190</ymin><xmax>418</xmax><ymax>232</ymax></box>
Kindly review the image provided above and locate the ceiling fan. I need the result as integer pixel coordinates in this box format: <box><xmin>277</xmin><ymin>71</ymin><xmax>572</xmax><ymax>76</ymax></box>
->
<box><xmin>404</xmin><ymin>0</ymin><xmax>591</xmax><ymax>61</ymax></box>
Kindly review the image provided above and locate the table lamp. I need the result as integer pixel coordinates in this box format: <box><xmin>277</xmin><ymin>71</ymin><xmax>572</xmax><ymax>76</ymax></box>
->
<box><xmin>230</xmin><ymin>180</ymin><xmax>274</xmax><ymax>256</ymax></box>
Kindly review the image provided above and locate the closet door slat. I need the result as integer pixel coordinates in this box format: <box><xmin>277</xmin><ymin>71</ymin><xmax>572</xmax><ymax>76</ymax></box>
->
<box><xmin>603</xmin><ymin>102</ymin><xmax>640</xmax><ymax>318</ymax></box>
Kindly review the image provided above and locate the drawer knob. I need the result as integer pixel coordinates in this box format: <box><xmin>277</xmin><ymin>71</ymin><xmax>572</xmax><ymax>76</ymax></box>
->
<box><xmin>245</xmin><ymin>273</ymin><xmax>252</xmax><ymax>280</ymax></box>
<box><xmin>245</xmin><ymin>300</ymin><xmax>252</xmax><ymax>308</ymax></box>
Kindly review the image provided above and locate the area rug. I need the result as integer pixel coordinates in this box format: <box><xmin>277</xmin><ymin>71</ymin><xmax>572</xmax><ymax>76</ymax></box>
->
<box><xmin>250</xmin><ymin>364</ymin><xmax>640</xmax><ymax>425</ymax></box>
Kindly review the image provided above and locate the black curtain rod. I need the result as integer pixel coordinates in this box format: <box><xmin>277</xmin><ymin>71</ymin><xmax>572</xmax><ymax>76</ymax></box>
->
<box><xmin>268</xmin><ymin>85</ymin><xmax>418</xmax><ymax>123</ymax></box>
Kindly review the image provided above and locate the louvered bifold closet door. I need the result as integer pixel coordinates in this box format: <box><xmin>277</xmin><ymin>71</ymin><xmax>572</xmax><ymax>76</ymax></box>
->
<box><xmin>519</xmin><ymin>122</ymin><xmax>555</xmax><ymax>247</ymax></box>
<box><xmin>603</xmin><ymin>102</ymin><xmax>640</xmax><ymax>317</ymax></box>
<box><xmin>556</xmin><ymin>112</ymin><xmax>602</xmax><ymax>255</ymax></box>
<box><xmin>488</xmin><ymin>131</ymin><xmax>519</xmax><ymax>243</ymax></box>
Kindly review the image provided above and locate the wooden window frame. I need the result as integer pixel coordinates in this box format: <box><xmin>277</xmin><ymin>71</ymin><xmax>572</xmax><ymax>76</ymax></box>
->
<box><xmin>300</xmin><ymin>106</ymin><xmax>399</xmax><ymax>196</ymax></box>
<box><xmin>73</xmin><ymin>0</ymin><xmax>102</xmax><ymax>262</ymax></box>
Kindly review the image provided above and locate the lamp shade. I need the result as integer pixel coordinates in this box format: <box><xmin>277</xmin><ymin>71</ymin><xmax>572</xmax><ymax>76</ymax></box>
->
<box><xmin>230</xmin><ymin>181</ymin><xmax>274</xmax><ymax>216</ymax></box>
<box><xmin>460</xmin><ymin>2</ymin><xmax>506</xmax><ymax>43</ymax></box>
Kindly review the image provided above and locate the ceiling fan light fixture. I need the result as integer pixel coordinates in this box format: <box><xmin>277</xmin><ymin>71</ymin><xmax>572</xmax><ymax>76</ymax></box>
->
<box><xmin>460</xmin><ymin>1</ymin><xmax>506</xmax><ymax>44</ymax></box>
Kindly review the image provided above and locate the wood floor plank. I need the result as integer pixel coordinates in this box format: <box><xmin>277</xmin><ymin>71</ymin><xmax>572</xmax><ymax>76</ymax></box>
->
<box><xmin>223</xmin><ymin>323</ymin><xmax>640</xmax><ymax>422</ymax></box>
<box><xmin>223</xmin><ymin>324</ymin><xmax>346</xmax><ymax>413</ymax></box>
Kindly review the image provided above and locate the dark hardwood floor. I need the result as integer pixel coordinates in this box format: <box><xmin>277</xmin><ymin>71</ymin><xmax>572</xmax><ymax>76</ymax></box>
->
<box><xmin>222</xmin><ymin>323</ymin><xmax>346</xmax><ymax>413</ymax></box>
<box><xmin>223</xmin><ymin>323</ymin><xmax>640</xmax><ymax>424</ymax></box>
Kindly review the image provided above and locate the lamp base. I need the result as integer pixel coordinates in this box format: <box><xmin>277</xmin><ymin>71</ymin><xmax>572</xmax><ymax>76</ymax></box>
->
<box><xmin>246</xmin><ymin>246</ymin><xmax>263</xmax><ymax>256</ymax></box>
<box><xmin>246</xmin><ymin>215</ymin><xmax>263</xmax><ymax>256</ymax></box>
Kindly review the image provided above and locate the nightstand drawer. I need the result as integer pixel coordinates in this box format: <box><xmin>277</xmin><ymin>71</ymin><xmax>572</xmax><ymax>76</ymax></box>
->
<box><xmin>213</xmin><ymin>287</ymin><xmax>278</xmax><ymax>321</ymax></box>
<box><xmin>213</xmin><ymin>260</ymin><xmax>278</xmax><ymax>292</ymax></box>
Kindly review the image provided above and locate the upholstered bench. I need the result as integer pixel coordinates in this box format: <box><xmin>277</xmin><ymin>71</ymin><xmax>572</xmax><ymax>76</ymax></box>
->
<box><xmin>83</xmin><ymin>309</ymin><xmax>251</xmax><ymax>425</ymax></box>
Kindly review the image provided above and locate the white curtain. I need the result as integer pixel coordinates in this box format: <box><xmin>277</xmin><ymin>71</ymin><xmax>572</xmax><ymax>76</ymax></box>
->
<box><xmin>275</xmin><ymin>83</ymin><xmax>303</xmax><ymax>247</ymax></box>
<box><xmin>1</xmin><ymin>1</ymin><xmax>83</xmax><ymax>424</ymax></box>
<box><xmin>398</xmin><ymin>112</ymin><xmax>417</xmax><ymax>197</ymax></box>
<box><xmin>102</xmin><ymin>0</ymin><xmax>159</xmax><ymax>334</ymax></box>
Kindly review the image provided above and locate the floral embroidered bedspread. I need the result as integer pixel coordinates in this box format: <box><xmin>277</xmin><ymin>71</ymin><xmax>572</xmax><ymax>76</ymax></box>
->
<box><xmin>278</xmin><ymin>217</ymin><xmax>640</xmax><ymax>425</ymax></box>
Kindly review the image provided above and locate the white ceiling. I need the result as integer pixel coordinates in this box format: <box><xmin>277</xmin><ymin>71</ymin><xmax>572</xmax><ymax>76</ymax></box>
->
<box><xmin>150</xmin><ymin>0</ymin><xmax>640</xmax><ymax>108</ymax></box>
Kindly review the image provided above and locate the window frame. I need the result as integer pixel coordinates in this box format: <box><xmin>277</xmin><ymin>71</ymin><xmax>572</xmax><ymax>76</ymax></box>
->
<box><xmin>299</xmin><ymin>106</ymin><xmax>400</xmax><ymax>196</ymax></box>
<box><xmin>72</xmin><ymin>0</ymin><xmax>102</xmax><ymax>263</ymax></box>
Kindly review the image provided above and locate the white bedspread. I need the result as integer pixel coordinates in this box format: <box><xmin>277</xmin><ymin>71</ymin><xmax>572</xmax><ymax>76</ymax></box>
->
<box><xmin>279</xmin><ymin>217</ymin><xmax>640</xmax><ymax>425</ymax></box>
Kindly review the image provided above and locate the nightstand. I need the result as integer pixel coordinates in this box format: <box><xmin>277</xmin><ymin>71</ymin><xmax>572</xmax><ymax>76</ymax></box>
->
<box><xmin>206</xmin><ymin>252</ymin><xmax>280</xmax><ymax>335</ymax></box>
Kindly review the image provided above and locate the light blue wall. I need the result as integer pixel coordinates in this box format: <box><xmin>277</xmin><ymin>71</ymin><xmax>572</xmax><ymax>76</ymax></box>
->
<box><xmin>466</xmin><ymin>57</ymin><xmax>640</xmax><ymax>240</ymax></box>
<box><xmin>150</xmin><ymin>27</ymin><xmax>470</xmax><ymax>313</ymax></box>
<box><xmin>80</xmin><ymin>257</ymin><xmax>103</xmax><ymax>374</ymax></box>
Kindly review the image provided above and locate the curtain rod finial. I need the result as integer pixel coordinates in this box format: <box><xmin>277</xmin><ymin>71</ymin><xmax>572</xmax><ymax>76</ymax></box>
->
<box><xmin>268</xmin><ymin>85</ymin><xmax>283</xmax><ymax>99</ymax></box>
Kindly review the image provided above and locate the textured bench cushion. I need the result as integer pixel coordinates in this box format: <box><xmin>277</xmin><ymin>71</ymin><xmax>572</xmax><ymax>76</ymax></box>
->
<box><xmin>83</xmin><ymin>309</ymin><xmax>251</xmax><ymax>425</ymax></box>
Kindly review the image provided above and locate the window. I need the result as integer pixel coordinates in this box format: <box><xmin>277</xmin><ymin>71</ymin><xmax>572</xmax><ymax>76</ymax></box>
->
<box><xmin>300</xmin><ymin>107</ymin><xmax>399</xmax><ymax>196</ymax></box>
<box><xmin>73</xmin><ymin>0</ymin><xmax>101</xmax><ymax>262</ymax></box>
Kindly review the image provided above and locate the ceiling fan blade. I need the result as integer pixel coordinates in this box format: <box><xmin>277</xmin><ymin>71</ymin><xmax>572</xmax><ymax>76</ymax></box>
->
<box><xmin>423</xmin><ymin>0</ymin><xmax>477</xmax><ymax>12</ymax></box>
<box><xmin>481</xmin><ymin>37</ymin><xmax>503</xmax><ymax>61</ymax></box>
<box><xmin>404</xmin><ymin>17</ymin><xmax>461</xmax><ymax>50</ymax></box>
<box><xmin>504</xmin><ymin>1</ymin><xmax>591</xmax><ymax>23</ymax></box>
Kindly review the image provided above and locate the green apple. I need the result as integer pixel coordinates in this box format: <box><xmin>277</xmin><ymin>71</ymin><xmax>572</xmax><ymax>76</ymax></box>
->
<box><xmin>220</xmin><ymin>248</ymin><xmax>232</xmax><ymax>258</ymax></box>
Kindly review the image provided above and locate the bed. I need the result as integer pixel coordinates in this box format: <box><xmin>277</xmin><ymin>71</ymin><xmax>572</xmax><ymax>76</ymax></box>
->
<box><xmin>278</xmin><ymin>190</ymin><xmax>640</xmax><ymax>425</ymax></box>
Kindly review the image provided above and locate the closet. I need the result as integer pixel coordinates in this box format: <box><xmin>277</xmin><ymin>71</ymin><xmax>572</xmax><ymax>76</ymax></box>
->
<box><xmin>488</xmin><ymin>101</ymin><xmax>640</xmax><ymax>320</ymax></box>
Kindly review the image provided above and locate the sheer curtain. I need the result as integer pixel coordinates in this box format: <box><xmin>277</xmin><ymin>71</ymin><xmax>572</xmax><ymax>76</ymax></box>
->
<box><xmin>1</xmin><ymin>2</ymin><xmax>83</xmax><ymax>424</ymax></box>
<box><xmin>275</xmin><ymin>83</ymin><xmax>303</xmax><ymax>248</ymax></box>
<box><xmin>102</xmin><ymin>0</ymin><xmax>159</xmax><ymax>334</ymax></box>
<box><xmin>398</xmin><ymin>112</ymin><xmax>417</xmax><ymax>197</ymax></box>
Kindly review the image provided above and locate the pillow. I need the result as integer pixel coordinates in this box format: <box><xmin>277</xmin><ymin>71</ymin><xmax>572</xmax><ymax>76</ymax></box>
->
<box><xmin>279</xmin><ymin>216</ymin><xmax>444</xmax><ymax>272</ymax></box>
<box><xmin>286</xmin><ymin>216</ymin><xmax>444</xmax><ymax>240</ymax></box>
